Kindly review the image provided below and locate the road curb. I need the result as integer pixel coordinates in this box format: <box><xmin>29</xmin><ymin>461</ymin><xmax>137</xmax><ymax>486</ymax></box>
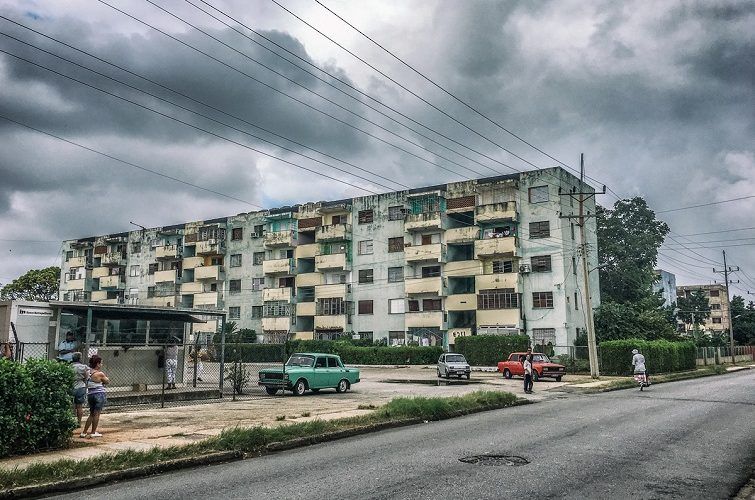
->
<box><xmin>2</xmin><ymin>399</ymin><xmax>529</xmax><ymax>498</ymax></box>
<box><xmin>0</xmin><ymin>451</ymin><xmax>243</xmax><ymax>500</ymax></box>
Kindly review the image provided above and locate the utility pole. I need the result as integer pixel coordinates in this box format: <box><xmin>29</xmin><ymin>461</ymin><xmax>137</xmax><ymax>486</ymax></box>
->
<box><xmin>560</xmin><ymin>154</ymin><xmax>606</xmax><ymax>378</ymax></box>
<box><xmin>713</xmin><ymin>250</ymin><xmax>739</xmax><ymax>364</ymax></box>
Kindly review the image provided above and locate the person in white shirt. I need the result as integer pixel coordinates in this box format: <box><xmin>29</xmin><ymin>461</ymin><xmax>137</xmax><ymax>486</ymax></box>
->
<box><xmin>523</xmin><ymin>354</ymin><xmax>534</xmax><ymax>394</ymax></box>
<box><xmin>632</xmin><ymin>348</ymin><xmax>649</xmax><ymax>388</ymax></box>
<box><xmin>57</xmin><ymin>331</ymin><xmax>79</xmax><ymax>363</ymax></box>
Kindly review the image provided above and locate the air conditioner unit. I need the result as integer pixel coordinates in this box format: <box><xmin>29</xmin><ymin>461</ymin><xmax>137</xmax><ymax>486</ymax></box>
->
<box><xmin>404</xmin><ymin>242</ymin><xmax>412</xmax><ymax>247</ymax></box>
<box><xmin>519</xmin><ymin>264</ymin><xmax>531</xmax><ymax>274</ymax></box>
<box><xmin>251</xmin><ymin>233</ymin><xmax>261</xmax><ymax>238</ymax></box>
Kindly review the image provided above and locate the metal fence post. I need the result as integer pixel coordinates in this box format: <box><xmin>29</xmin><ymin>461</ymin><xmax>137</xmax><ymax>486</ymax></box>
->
<box><xmin>161</xmin><ymin>345</ymin><xmax>166</xmax><ymax>409</ymax></box>
<box><xmin>218</xmin><ymin>315</ymin><xmax>226</xmax><ymax>396</ymax></box>
<box><xmin>193</xmin><ymin>336</ymin><xmax>199</xmax><ymax>388</ymax></box>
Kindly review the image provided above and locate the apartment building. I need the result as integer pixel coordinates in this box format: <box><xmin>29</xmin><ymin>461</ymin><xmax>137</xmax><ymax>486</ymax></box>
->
<box><xmin>653</xmin><ymin>269</ymin><xmax>677</xmax><ymax>307</ymax></box>
<box><xmin>676</xmin><ymin>284</ymin><xmax>730</xmax><ymax>334</ymax></box>
<box><xmin>59</xmin><ymin>167</ymin><xmax>599</xmax><ymax>348</ymax></box>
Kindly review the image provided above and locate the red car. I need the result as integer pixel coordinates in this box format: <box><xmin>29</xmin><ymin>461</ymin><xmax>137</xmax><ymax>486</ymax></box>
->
<box><xmin>497</xmin><ymin>352</ymin><xmax>566</xmax><ymax>381</ymax></box>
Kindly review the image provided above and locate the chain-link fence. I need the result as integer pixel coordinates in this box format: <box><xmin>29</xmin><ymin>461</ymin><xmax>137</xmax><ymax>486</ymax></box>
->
<box><xmin>1</xmin><ymin>341</ymin><xmax>49</xmax><ymax>363</ymax></box>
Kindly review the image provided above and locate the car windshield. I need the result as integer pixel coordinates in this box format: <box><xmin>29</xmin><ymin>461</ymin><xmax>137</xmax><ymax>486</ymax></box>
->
<box><xmin>533</xmin><ymin>354</ymin><xmax>551</xmax><ymax>363</ymax></box>
<box><xmin>286</xmin><ymin>355</ymin><xmax>315</xmax><ymax>367</ymax></box>
<box><xmin>446</xmin><ymin>355</ymin><xmax>467</xmax><ymax>363</ymax></box>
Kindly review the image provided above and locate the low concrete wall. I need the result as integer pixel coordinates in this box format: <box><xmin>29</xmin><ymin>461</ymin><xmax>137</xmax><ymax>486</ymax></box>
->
<box><xmin>93</xmin><ymin>346</ymin><xmax>185</xmax><ymax>387</ymax></box>
<box><xmin>696</xmin><ymin>353</ymin><xmax>753</xmax><ymax>366</ymax></box>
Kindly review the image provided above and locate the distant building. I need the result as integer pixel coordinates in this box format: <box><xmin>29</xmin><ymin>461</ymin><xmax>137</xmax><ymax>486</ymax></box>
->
<box><xmin>676</xmin><ymin>284</ymin><xmax>730</xmax><ymax>334</ymax></box>
<box><xmin>653</xmin><ymin>269</ymin><xmax>677</xmax><ymax>307</ymax></box>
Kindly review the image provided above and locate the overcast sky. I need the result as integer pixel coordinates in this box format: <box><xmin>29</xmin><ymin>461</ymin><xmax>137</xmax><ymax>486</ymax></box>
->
<box><xmin>0</xmin><ymin>0</ymin><xmax>753</xmax><ymax>296</ymax></box>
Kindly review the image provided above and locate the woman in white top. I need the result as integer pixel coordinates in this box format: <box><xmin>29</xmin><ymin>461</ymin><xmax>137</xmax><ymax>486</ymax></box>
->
<box><xmin>631</xmin><ymin>349</ymin><xmax>649</xmax><ymax>389</ymax></box>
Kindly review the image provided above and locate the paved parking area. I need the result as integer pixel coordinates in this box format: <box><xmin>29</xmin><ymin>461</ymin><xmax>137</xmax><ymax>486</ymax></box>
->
<box><xmin>0</xmin><ymin>366</ymin><xmax>599</xmax><ymax>470</ymax></box>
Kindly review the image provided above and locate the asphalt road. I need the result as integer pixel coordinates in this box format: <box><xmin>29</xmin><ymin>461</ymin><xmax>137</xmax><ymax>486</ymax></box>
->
<box><xmin>54</xmin><ymin>370</ymin><xmax>755</xmax><ymax>500</ymax></box>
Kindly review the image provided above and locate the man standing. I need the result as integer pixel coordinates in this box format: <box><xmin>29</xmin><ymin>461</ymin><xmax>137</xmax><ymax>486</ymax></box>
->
<box><xmin>57</xmin><ymin>331</ymin><xmax>79</xmax><ymax>363</ymax></box>
<box><xmin>70</xmin><ymin>352</ymin><xmax>89</xmax><ymax>426</ymax></box>
<box><xmin>523</xmin><ymin>353</ymin><xmax>534</xmax><ymax>394</ymax></box>
<box><xmin>165</xmin><ymin>338</ymin><xmax>179</xmax><ymax>389</ymax></box>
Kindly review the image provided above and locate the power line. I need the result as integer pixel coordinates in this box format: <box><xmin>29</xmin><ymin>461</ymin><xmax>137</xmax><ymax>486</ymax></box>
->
<box><xmin>675</xmin><ymin>226</ymin><xmax>755</xmax><ymax>237</ymax></box>
<box><xmin>656</xmin><ymin>195</ymin><xmax>755</xmax><ymax>214</ymax></box>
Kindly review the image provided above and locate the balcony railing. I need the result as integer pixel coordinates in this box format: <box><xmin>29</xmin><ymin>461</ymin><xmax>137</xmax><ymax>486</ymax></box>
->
<box><xmin>474</xmin><ymin>237</ymin><xmax>517</xmax><ymax>258</ymax></box>
<box><xmin>445</xmin><ymin>293</ymin><xmax>477</xmax><ymax>311</ymax></box>
<box><xmin>315</xmin><ymin>223</ymin><xmax>352</xmax><ymax>242</ymax></box>
<box><xmin>405</xmin><ymin>243</ymin><xmax>445</xmax><ymax>262</ymax></box>
<box><xmin>155</xmin><ymin>245</ymin><xmax>181</xmax><ymax>260</ymax></box>
<box><xmin>404</xmin><ymin>211</ymin><xmax>448</xmax><ymax>231</ymax></box>
<box><xmin>154</xmin><ymin>269</ymin><xmax>178</xmax><ymax>283</ymax></box>
<box><xmin>101</xmin><ymin>252</ymin><xmax>127</xmax><ymax>266</ymax></box>
<box><xmin>315</xmin><ymin>253</ymin><xmax>350</xmax><ymax>271</ymax></box>
<box><xmin>196</xmin><ymin>239</ymin><xmax>225</xmax><ymax>255</ymax></box>
<box><xmin>475</xmin><ymin>201</ymin><xmax>517</xmax><ymax>223</ymax></box>
<box><xmin>263</xmin><ymin>287</ymin><xmax>293</xmax><ymax>302</ymax></box>
<box><xmin>444</xmin><ymin>226</ymin><xmax>480</xmax><ymax>244</ymax></box>
<box><xmin>475</xmin><ymin>273</ymin><xmax>518</xmax><ymax>291</ymax></box>
<box><xmin>262</xmin><ymin>258</ymin><xmax>295</xmax><ymax>275</ymax></box>
<box><xmin>405</xmin><ymin>311</ymin><xmax>444</xmax><ymax>328</ymax></box>
<box><xmin>405</xmin><ymin>276</ymin><xmax>444</xmax><ymax>295</ymax></box>
<box><xmin>314</xmin><ymin>283</ymin><xmax>350</xmax><ymax>299</ymax></box>
<box><xmin>99</xmin><ymin>274</ymin><xmax>125</xmax><ymax>289</ymax></box>
<box><xmin>195</xmin><ymin>265</ymin><xmax>223</xmax><ymax>281</ymax></box>
<box><xmin>264</xmin><ymin>230</ymin><xmax>297</xmax><ymax>248</ymax></box>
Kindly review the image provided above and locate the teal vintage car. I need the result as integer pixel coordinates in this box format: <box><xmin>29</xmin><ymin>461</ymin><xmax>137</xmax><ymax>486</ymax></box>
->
<box><xmin>258</xmin><ymin>353</ymin><xmax>361</xmax><ymax>396</ymax></box>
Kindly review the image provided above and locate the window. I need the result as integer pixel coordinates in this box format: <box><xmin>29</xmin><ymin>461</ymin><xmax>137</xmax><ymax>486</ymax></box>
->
<box><xmin>574</xmin><ymin>292</ymin><xmax>579</xmax><ymax>310</ymax></box>
<box><xmin>231</xmin><ymin>228</ymin><xmax>243</xmax><ymax>240</ymax></box>
<box><xmin>389</xmin><ymin>331</ymin><xmax>405</xmax><ymax>345</ymax></box>
<box><xmin>129</xmin><ymin>265</ymin><xmax>140</xmax><ymax>277</ymax></box>
<box><xmin>357</xmin><ymin>332</ymin><xmax>373</xmax><ymax>341</ymax></box>
<box><xmin>253</xmin><ymin>224</ymin><xmax>264</xmax><ymax>236</ymax></box>
<box><xmin>131</xmin><ymin>242</ymin><xmax>141</xmax><ymax>254</ymax></box>
<box><xmin>711</xmin><ymin>304</ymin><xmax>721</xmax><ymax>310</ymax></box>
<box><xmin>421</xmin><ymin>266</ymin><xmax>441</xmax><ymax>278</ymax></box>
<box><xmin>570</xmin><ymin>223</ymin><xmax>575</xmax><ymax>240</ymax></box>
<box><xmin>316</xmin><ymin>357</ymin><xmax>327</xmax><ymax>368</ymax></box>
<box><xmin>423</xmin><ymin>298</ymin><xmax>442</xmax><ymax>311</ymax></box>
<box><xmin>528</xmin><ymin>185</ymin><xmax>549</xmax><ymax>203</ymax></box>
<box><xmin>388</xmin><ymin>267</ymin><xmax>404</xmax><ymax>283</ymax></box>
<box><xmin>65</xmin><ymin>250</ymin><xmax>74</xmax><ymax>261</ymax></box>
<box><xmin>709</xmin><ymin>290</ymin><xmax>720</xmax><ymax>297</ymax></box>
<box><xmin>318</xmin><ymin>297</ymin><xmax>347</xmax><ymax>315</ymax></box>
<box><xmin>532</xmin><ymin>328</ymin><xmax>556</xmax><ymax>344</ymax></box>
<box><xmin>712</xmin><ymin>317</ymin><xmax>722</xmax><ymax>324</ymax></box>
<box><xmin>148</xmin><ymin>263</ymin><xmax>158</xmax><ymax>275</ymax></box>
<box><xmin>358</xmin><ymin>240</ymin><xmax>374</xmax><ymax>255</ymax></box>
<box><xmin>253</xmin><ymin>252</ymin><xmax>265</xmax><ymax>265</ymax></box>
<box><xmin>477</xmin><ymin>289</ymin><xmax>519</xmax><ymax>309</ymax></box>
<box><xmin>331</xmin><ymin>214</ymin><xmax>344</xmax><ymax>225</ymax></box>
<box><xmin>388</xmin><ymin>206</ymin><xmax>404</xmax><ymax>221</ymax></box>
<box><xmin>229</xmin><ymin>306</ymin><xmax>240</xmax><ymax>319</ymax></box>
<box><xmin>229</xmin><ymin>280</ymin><xmax>241</xmax><ymax>294</ymax></box>
<box><xmin>531</xmin><ymin>255</ymin><xmax>552</xmax><ymax>272</ymax></box>
<box><xmin>572</xmin><ymin>256</ymin><xmax>577</xmax><ymax>275</ymax></box>
<box><xmin>532</xmin><ymin>291</ymin><xmax>554</xmax><ymax>308</ymax></box>
<box><xmin>492</xmin><ymin>260</ymin><xmax>513</xmax><ymax>274</ymax></box>
<box><xmin>389</xmin><ymin>298</ymin><xmax>406</xmax><ymax>314</ymax></box>
<box><xmin>408</xmin><ymin>300</ymin><xmax>419</xmax><ymax>312</ymax></box>
<box><xmin>147</xmin><ymin>286</ymin><xmax>156</xmax><ymax>298</ymax></box>
<box><xmin>529</xmin><ymin>221</ymin><xmax>550</xmax><ymax>239</ymax></box>
<box><xmin>359</xmin><ymin>269</ymin><xmax>374</xmax><ymax>284</ymax></box>
<box><xmin>388</xmin><ymin>237</ymin><xmax>404</xmax><ymax>253</ymax></box>
<box><xmin>327</xmin><ymin>357</ymin><xmax>342</xmax><ymax>368</ymax></box>
<box><xmin>230</xmin><ymin>254</ymin><xmax>242</xmax><ymax>267</ymax></box>
<box><xmin>358</xmin><ymin>209</ymin><xmax>374</xmax><ymax>224</ymax></box>
<box><xmin>251</xmin><ymin>278</ymin><xmax>265</xmax><ymax>291</ymax></box>
<box><xmin>358</xmin><ymin>300</ymin><xmax>374</xmax><ymax>315</ymax></box>
<box><xmin>251</xmin><ymin>306</ymin><xmax>263</xmax><ymax>318</ymax></box>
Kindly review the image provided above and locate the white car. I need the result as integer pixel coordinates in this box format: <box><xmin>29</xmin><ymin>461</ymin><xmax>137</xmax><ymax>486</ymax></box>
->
<box><xmin>437</xmin><ymin>353</ymin><xmax>471</xmax><ymax>379</ymax></box>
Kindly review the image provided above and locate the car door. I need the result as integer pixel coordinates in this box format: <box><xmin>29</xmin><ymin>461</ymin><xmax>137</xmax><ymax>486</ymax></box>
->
<box><xmin>510</xmin><ymin>354</ymin><xmax>525</xmax><ymax>376</ymax></box>
<box><xmin>312</xmin><ymin>356</ymin><xmax>329</xmax><ymax>389</ymax></box>
<box><xmin>327</xmin><ymin>356</ymin><xmax>343</xmax><ymax>386</ymax></box>
<box><xmin>438</xmin><ymin>354</ymin><xmax>447</xmax><ymax>376</ymax></box>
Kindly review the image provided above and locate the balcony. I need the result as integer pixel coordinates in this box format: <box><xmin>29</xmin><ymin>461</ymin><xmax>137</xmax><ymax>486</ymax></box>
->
<box><xmin>448</xmin><ymin>327</ymin><xmax>473</xmax><ymax>343</ymax></box>
<box><xmin>264</xmin><ymin>230</ymin><xmax>296</xmax><ymax>248</ymax></box>
<box><xmin>101</xmin><ymin>252</ymin><xmax>126</xmax><ymax>266</ymax></box>
<box><xmin>194</xmin><ymin>292</ymin><xmax>222</xmax><ymax>308</ymax></box>
<box><xmin>315</xmin><ymin>283</ymin><xmax>349</xmax><ymax>299</ymax></box>
<box><xmin>296</xmin><ymin>301</ymin><xmax>316</xmax><ymax>316</ymax></box>
<box><xmin>296</xmin><ymin>272</ymin><xmax>323</xmax><ymax>287</ymax></box>
<box><xmin>315</xmin><ymin>253</ymin><xmax>350</xmax><ymax>271</ymax></box>
<box><xmin>263</xmin><ymin>287</ymin><xmax>293</xmax><ymax>302</ymax></box>
<box><xmin>90</xmin><ymin>290</ymin><xmax>108</xmax><ymax>302</ymax></box>
<box><xmin>405</xmin><ymin>243</ymin><xmax>445</xmax><ymax>263</ymax></box>
<box><xmin>66</xmin><ymin>279</ymin><xmax>89</xmax><ymax>291</ymax></box>
<box><xmin>195</xmin><ymin>265</ymin><xmax>223</xmax><ymax>281</ymax></box>
<box><xmin>476</xmin><ymin>309</ymin><xmax>520</xmax><ymax>328</ymax></box>
<box><xmin>262</xmin><ymin>258</ymin><xmax>295</xmax><ymax>275</ymax></box>
<box><xmin>155</xmin><ymin>245</ymin><xmax>181</xmax><ymax>260</ymax></box>
<box><xmin>314</xmin><ymin>314</ymin><xmax>347</xmax><ymax>330</ymax></box>
<box><xmin>154</xmin><ymin>269</ymin><xmax>178</xmax><ymax>283</ymax></box>
<box><xmin>316</xmin><ymin>223</ymin><xmax>352</xmax><ymax>242</ymax></box>
<box><xmin>182</xmin><ymin>256</ymin><xmax>204</xmax><ymax>269</ymax></box>
<box><xmin>295</xmin><ymin>243</ymin><xmax>318</xmax><ymax>259</ymax></box>
<box><xmin>196</xmin><ymin>239</ymin><xmax>224</xmax><ymax>255</ymax></box>
<box><xmin>180</xmin><ymin>282</ymin><xmax>203</xmax><ymax>294</ymax></box>
<box><xmin>446</xmin><ymin>293</ymin><xmax>477</xmax><ymax>311</ymax></box>
<box><xmin>99</xmin><ymin>275</ymin><xmax>125</xmax><ymax>289</ymax></box>
<box><xmin>144</xmin><ymin>296</ymin><xmax>176</xmax><ymax>308</ymax></box>
<box><xmin>445</xmin><ymin>226</ymin><xmax>480</xmax><ymax>244</ymax></box>
<box><xmin>405</xmin><ymin>276</ymin><xmax>444</xmax><ymax>295</ymax></box>
<box><xmin>293</xmin><ymin>331</ymin><xmax>314</xmax><ymax>340</ymax></box>
<box><xmin>475</xmin><ymin>273</ymin><xmax>518</xmax><ymax>291</ymax></box>
<box><xmin>445</xmin><ymin>260</ymin><xmax>482</xmax><ymax>277</ymax></box>
<box><xmin>475</xmin><ymin>201</ymin><xmax>517</xmax><ymax>223</ymax></box>
<box><xmin>405</xmin><ymin>311</ymin><xmax>444</xmax><ymax>329</ymax></box>
<box><xmin>404</xmin><ymin>211</ymin><xmax>447</xmax><ymax>231</ymax></box>
<box><xmin>474</xmin><ymin>237</ymin><xmax>517</xmax><ymax>258</ymax></box>
<box><xmin>262</xmin><ymin>317</ymin><xmax>293</xmax><ymax>332</ymax></box>
<box><xmin>68</xmin><ymin>256</ymin><xmax>88</xmax><ymax>268</ymax></box>
<box><xmin>92</xmin><ymin>267</ymin><xmax>109</xmax><ymax>279</ymax></box>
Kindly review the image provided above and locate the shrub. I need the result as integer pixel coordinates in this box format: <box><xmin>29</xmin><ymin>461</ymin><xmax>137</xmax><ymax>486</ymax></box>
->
<box><xmin>553</xmin><ymin>355</ymin><xmax>591</xmax><ymax>373</ymax></box>
<box><xmin>334</xmin><ymin>345</ymin><xmax>442</xmax><ymax>365</ymax></box>
<box><xmin>0</xmin><ymin>358</ymin><xmax>77</xmax><ymax>457</ymax></box>
<box><xmin>599</xmin><ymin>339</ymin><xmax>696</xmax><ymax>376</ymax></box>
<box><xmin>454</xmin><ymin>335</ymin><xmax>530</xmax><ymax>366</ymax></box>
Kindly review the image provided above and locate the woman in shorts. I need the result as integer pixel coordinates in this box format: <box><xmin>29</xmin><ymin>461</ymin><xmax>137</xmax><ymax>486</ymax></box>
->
<box><xmin>82</xmin><ymin>355</ymin><xmax>109</xmax><ymax>438</ymax></box>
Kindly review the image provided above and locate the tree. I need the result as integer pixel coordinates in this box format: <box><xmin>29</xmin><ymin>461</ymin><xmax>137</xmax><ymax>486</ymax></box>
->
<box><xmin>0</xmin><ymin>267</ymin><xmax>60</xmax><ymax>301</ymax></box>
<box><xmin>731</xmin><ymin>295</ymin><xmax>755</xmax><ymax>345</ymax></box>
<box><xmin>676</xmin><ymin>290</ymin><xmax>711</xmax><ymax>329</ymax></box>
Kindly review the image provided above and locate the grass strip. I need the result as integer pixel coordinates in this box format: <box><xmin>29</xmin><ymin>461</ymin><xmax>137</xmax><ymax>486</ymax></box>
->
<box><xmin>578</xmin><ymin>365</ymin><xmax>730</xmax><ymax>393</ymax></box>
<box><xmin>0</xmin><ymin>390</ymin><xmax>519</xmax><ymax>491</ymax></box>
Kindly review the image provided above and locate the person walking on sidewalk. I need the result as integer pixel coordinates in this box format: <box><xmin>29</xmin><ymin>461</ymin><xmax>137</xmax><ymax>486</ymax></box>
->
<box><xmin>165</xmin><ymin>338</ymin><xmax>179</xmax><ymax>389</ymax></box>
<box><xmin>82</xmin><ymin>355</ymin><xmax>109</xmax><ymax>438</ymax></box>
<box><xmin>70</xmin><ymin>352</ymin><xmax>89</xmax><ymax>426</ymax></box>
<box><xmin>632</xmin><ymin>348</ymin><xmax>649</xmax><ymax>390</ymax></box>
<box><xmin>523</xmin><ymin>353</ymin><xmax>534</xmax><ymax>394</ymax></box>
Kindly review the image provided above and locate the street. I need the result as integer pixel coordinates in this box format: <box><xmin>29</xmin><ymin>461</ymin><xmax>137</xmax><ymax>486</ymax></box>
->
<box><xmin>53</xmin><ymin>370</ymin><xmax>755</xmax><ymax>500</ymax></box>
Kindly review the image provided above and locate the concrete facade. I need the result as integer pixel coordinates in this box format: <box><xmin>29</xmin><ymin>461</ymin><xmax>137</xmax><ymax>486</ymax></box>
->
<box><xmin>653</xmin><ymin>269</ymin><xmax>677</xmax><ymax>307</ymax></box>
<box><xmin>676</xmin><ymin>283</ymin><xmax>730</xmax><ymax>334</ymax></box>
<box><xmin>59</xmin><ymin>167</ymin><xmax>600</xmax><ymax>348</ymax></box>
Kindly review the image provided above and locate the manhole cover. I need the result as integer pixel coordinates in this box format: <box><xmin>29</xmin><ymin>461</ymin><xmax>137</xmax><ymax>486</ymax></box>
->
<box><xmin>459</xmin><ymin>455</ymin><xmax>529</xmax><ymax>467</ymax></box>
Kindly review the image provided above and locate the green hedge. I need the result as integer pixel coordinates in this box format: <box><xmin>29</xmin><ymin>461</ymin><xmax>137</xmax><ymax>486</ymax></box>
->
<box><xmin>454</xmin><ymin>335</ymin><xmax>530</xmax><ymax>366</ymax></box>
<box><xmin>335</xmin><ymin>345</ymin><xmax>443</xmax><ymax>365</ymax></box>
<box><xmin>599</xmin><ymin>339</ymin><xmax>696</xmax><ymax>376</ymax></box>
<box><xmin>0</xmin><ymin>359</ymin><xmax>77</xmax><ymax>457</ymax></box>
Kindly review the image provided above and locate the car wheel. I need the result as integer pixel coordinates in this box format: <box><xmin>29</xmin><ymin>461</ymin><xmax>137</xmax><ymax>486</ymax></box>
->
<box><xmin>336</xmin><ymin>379</ymin><xmax>349</xmax><ymax>393</ymax></box>
<box><xmin>555</xmin><ymin>376</ymin><xmax>562</xmax><ymax>382</ymax></box>
<box><xmin>532</xmin><ymin>371</ymin><xmax>539</xmax><ymax>382</ymax></box>
<box><xmin>503</xmin><ymin>369</ymin><xmax>512</xmax><ymax>379</ymax></box>
<box><xmin>293</xmin><ymin>379</ymin><xmax>307</xmax><ymax>396</ymax></box>
<box><xmin>265</xmin><ymin>387</ymin><xmax>278</xmax><ymax>396</ymax></box>
<box><xmin>437</xmin><ymin>369</ymin><xmax>441</xmax><ymax>378</ymax></box>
